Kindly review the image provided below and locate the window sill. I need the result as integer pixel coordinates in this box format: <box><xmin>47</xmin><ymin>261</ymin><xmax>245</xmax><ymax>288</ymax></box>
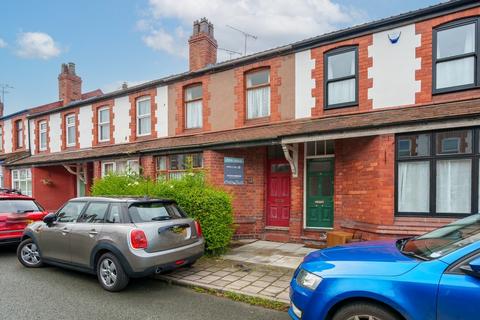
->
<box><xmin>245</xmin><ymin>116</ymin><xmax>271</xmax><ymax>126</ymax></box>
<box><xmin>324</xmin><ymin>102</ymin><xmax>358</xmax><ymax>110</ymax></box>
<box><xmin>183</xmin><ymin>127</ymin><xmax>203</xmax><ymax>134</ymax></box>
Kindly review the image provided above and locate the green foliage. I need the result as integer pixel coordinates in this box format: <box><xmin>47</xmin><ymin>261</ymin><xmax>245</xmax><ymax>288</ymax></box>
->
<box><xmin>91</xmin><ymin>171</ymin><xmax>234</xmax><ymax>255</ymax></box>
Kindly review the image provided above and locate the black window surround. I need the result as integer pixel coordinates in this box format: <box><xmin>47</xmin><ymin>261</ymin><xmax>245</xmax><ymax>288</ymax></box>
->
<box><xmin>324</xmin><ymin>46</ymin><xmax>359</xmax><ymax>110</ymax></box>
<box><xmin>395</xmin><ymin>128</ymin><xmax>480</xmax><ymax>218</ymax></box>
<box><xmin>432</xmin><ymin>17</ymin><xmax>480</xmax><ymax>95</ymax></box>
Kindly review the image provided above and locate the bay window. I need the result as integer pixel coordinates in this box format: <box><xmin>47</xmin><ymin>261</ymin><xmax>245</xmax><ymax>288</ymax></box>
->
<box><xmin>65</xmin><ymin>114</ymin><xmax>76</xmax><ymax>147</ymax></box>
<box><xmin>39</xmin><ymin>121</ymin><xmax>47</xmax><ymax>151</ymax></box>
<box><xmin>434</xmin><ymin>18</ymin><xmax>478</xmax><ymax>93</ymax></box>
<box><xmin>156</xmin><ymin>153</ymin><xmax>203</xmax><ymax>180</ymax></box>
<box><xmin>185</xmin><ymin>84</ymin><xmax>203</xmax><ymax>129</ymax></box>
<box><xmin>98</xmin><ymin>107</ymin><xmax>110</xmax><ymax>142</ymax></box>
<box><xmin>325</xmin><ymin>46</ymin><xmax>358</xmax><ymax>109</ymax></box>
<box><xmin>396</xmin><ymin>129</ymin><xmax>479</xmax><ymax>216</ymax></box>
<box><xmin>136</xmin><ymin>97</ymin><xmax>151</xmax><ymax>136</ymax></box>
<box><xmin>12</xmin><ymin>168</ymin><xmax>32</xmax><ymax>196</ymax></box>
<box><xmin>246</xmin><ymin>69</ymin><xmax>270</xmax><ymax>119</ymax></box>
<box><xmin>101</xmin><ymin>159</ymin><xmax>139</xmax><ymax>177</ymax></box>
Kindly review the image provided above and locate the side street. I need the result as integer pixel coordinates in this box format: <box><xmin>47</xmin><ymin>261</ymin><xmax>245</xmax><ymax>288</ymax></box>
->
<box><xmin>2</xmin><ymin>1</ymin><xmax>480</xmax><ymax>320</ymax></box>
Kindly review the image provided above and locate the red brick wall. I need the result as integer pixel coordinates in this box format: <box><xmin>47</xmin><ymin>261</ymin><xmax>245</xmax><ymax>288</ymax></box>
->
<box><xmin>416</xmin><ymin>7</ymin><xmax>480</xmax><ymax>105</ymax></box>
<box><xmin>233</xmin><ymin>58</ymin><xmax>283</xmax><ymax>128</ymax></box>
<box><xmin>334</xmin><ymin>135</ymin><xmax>395</xmax><ymax>227</ymax></box>
<box><xmin>174</xmin><ymin>76</ymin><xmax>212</xmax><ymax>135</ymax></box>
<box><xmin>189</xmin><ymin>33</ymin><xmax>217</xmax><ymax>71</ymax></box>
<box><xmin>203</xmin><ymin>148</ymin><xmax>267</xmax><ymax>237</ymax></box>
<box><xmin>32</xmin><ymin>166</ymin><xmax>76</xmax><ymax>212</ymax></box>
<box><xmin>311</xmin><ymin>35</ymin><xmax>373</xmax><ymax>117</ymax></box>
<box><xmin>141</xmin><ymin>155</ymin><xmax>156</xmax><ymax>180</ymax></box>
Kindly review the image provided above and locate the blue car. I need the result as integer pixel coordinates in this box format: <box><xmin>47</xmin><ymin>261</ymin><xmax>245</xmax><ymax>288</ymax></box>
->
<box><xmin>289</xmin><ymin>214</ymin><xmax>480</xmax><ymax>320</ymax></box>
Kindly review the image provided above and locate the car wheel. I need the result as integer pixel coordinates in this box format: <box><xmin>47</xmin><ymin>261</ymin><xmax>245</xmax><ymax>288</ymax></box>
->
<box><xmin>97</xmin><ymin>253</ymin><xmax>129</xmax><ymax>292</ymax></box>
<box><xmin>332</xmin><ymin>302</ymin><xmax>402</xmax><ymax>320</ymax></box>
<box><xmin>17</xmin><ymin>238</ymin><xmax>43</xmax><ymax>268</ymax></box>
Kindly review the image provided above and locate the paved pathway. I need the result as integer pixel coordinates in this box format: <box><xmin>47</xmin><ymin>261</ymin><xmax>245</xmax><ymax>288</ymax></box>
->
<box><xmin>160</xmin><ymin>240</ymin><xmax>317</xmax><ymax>304</ymax></box>
<box><xmin>159</xmin><ymin>258</ymin><xmax>294</xmax><ymax>303</ymax></box>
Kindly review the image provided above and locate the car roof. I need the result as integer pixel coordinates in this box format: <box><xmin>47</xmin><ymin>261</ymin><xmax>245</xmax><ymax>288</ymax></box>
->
<box><xmin>0</xmin><ymin>189</ymin><xmax>34</xmax><ymax>200</ymax></box>
<box><xmin>69</xmin><ymin>196</ymin><xmax>176</xmax><ymax>203</ymax></box>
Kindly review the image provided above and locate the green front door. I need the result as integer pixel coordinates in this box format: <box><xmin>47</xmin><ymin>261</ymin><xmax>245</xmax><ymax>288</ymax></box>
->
<box><xmin>306</xmin><ymin>158</ymin><xmax>334</xmax><ymax>228</ymax></box>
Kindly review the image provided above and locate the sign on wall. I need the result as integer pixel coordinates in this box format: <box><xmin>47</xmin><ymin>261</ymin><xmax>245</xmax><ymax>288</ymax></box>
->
<box><xmin>224</xmin><ymin>157</ymin><xmax>244</xmax><ymax>185</ymax></box>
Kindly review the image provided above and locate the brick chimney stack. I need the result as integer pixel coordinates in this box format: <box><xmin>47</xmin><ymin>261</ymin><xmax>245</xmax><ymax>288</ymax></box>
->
<box><xmin>189</xmin><ymin>18</ymin><xmax>217</xmax><ymax>71</ymax></box>
<box><xmin>58</xmin><ymin>62</ymin><xmax>82</xmax><ymax>104</ymax></box>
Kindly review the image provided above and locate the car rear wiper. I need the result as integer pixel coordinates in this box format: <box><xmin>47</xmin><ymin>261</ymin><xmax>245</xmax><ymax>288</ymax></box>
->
<box><xmin>151</xmin><ymin>216</ymin><xmax>172</xmax><ymax>221</ymax></box>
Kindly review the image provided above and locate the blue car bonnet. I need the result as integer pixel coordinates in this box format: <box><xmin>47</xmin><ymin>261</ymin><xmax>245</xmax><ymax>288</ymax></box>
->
<box><xmin>302</xmin><ymin>240</ymin><xmax>420</xmax><ymax>277</ymax></box>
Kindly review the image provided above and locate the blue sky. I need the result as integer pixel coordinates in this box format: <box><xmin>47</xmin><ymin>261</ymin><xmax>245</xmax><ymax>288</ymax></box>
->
<box><xmin>0</xmin><ymin>0</ymin><xmax>443</xmax><ymax>115</ymax></box>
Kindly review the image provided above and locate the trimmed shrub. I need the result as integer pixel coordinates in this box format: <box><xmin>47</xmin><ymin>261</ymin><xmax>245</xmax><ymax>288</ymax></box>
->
<box><xmin>91</xmin><ymin>172</ymin><xmax>234</xmax><ymax>255</ymax></box>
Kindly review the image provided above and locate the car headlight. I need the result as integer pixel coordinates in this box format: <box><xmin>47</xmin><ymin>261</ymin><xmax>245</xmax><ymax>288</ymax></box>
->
<box><xmin>296</xmin><ymin>269</ymin><xmax>322</xmax><ymax>290</ymax></box>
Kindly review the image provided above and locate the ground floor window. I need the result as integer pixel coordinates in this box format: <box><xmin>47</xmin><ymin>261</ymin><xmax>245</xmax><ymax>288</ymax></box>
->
<box><xmin>101</xmin><ymin>159</ymin><xmax>139</xmax><ymax>177</ymax></box>
<box><xmin>156</xmin><ymin>153</ymin><xmax>203</xmax><ymax>180</ymax></box>
<box><xmin>396</xmin><ymin>129</ymin><xmax>479</xmax><ymax>216</ymax></box>
<box><xmin>12</xmin><ymin>168</ymin><xmax>32</xmax><ymax>196</ymax></box>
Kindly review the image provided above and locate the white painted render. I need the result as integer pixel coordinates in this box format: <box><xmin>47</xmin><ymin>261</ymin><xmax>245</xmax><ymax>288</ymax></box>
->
<box><xmin>3</xmin><ymin>119</ymin><xmax>12</xmax><ymax>153</ymax></box>
<box><xmin>29</xmin><ymin>119</ymin><xmax>35</xmax><ymax>154</ymax></box>
<box><xmin>295</xmin><ymin>50</ymin><xmax>316</xmax><ymax>119</ymax></box>
<box><xmin>24</xmin><ymin>119</ymin><xmax>29</xmax><ymax>150</ymax></box>
<box><xmin>113</xmin><ymin>96</ymin><xmax>131</xmax><ymax>144</ymax></box>
<box><xmin>49</xmin><ymin>113</ymin><xmax>62</xmax><ymax>153</ymax></box>
<box><xmin>78</xmin><ymin>105</ymin><xmax>93</xmax><ymax>149</ymax></box>
<box><xmin>156</xmin><ymin>86</ymin><xmax>168</xmax><ymax>137</ymax></box>
<box><xmin>368</xmin><ymin>24</ymin><xmax>421</xmax><ymax>109</ymax></box>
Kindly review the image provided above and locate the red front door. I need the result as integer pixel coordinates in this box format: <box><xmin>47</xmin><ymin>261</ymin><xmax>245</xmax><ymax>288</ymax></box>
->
<box><xmin>266</xmin><ymin>160</ymin><xmax>291</xmax><ymax>227</ymax></box>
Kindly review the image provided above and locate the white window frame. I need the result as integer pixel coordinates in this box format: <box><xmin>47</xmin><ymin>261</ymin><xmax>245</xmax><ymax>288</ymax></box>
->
<box><xmin>98</xmin><ymin>107</ymin><xmax>110</xmax><ymax>142</ymax></box>
<box><xmin>101</xmin><ymin>162</ymin><xmax>116</xmax><ymax>177</ymax></box>
<box><xmin>12</xmin><ymin>168</ymin><xmax>32</xmax><ymax>196</ymax></box>
<box><xmin>246</xmin><ymin>69</ymin><xmax>271</xmax><ymax>119</ymax></box>
<box><xmin>136</xmin><ymin>97</ymin><xmax>151</xmax><ymax>137</ymax></box>
<box><xmin>66</xmin><ymin>114</ymin><xmax>76</xmax><ymax>147</ymax></box>
<box><xmin>39</xmin><ymin>120</ymin><xmax>48</xmax><ymax>151</ymax></box>
<box><xmin>185</xmin><ymin>85</ymin><xmax>203</xmax><ymax>129</ymax></box>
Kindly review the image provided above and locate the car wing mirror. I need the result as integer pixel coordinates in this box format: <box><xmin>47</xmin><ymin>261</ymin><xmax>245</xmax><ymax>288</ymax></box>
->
<box><xmin>43</xmin><ymin>213</ymin><xmax>57</xmax><ymax>226</ymax></box>
<box><xmin>460</xmin><ymin>257</ymin><xmax>480</xmax><ymax>278</ymax></box>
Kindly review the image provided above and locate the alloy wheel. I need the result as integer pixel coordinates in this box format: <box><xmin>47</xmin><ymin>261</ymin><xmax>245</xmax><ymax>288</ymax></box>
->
<box><xmin>20</xmin><ymin>243</ymin><xmax>41</xmax><ymax>266</ymax></box>
<box><xmin>100</xmin><ymin>258</ymin><xmax>118</xmax><ymax>287</ymax></box>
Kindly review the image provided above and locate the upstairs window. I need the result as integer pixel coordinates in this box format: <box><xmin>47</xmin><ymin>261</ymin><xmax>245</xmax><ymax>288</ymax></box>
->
<box><xmin>246</xmin><ymin>69</ymin><xmax>270</xmax><ymax>119</ymax></box>
<box><xmin>98</xmin><ymin>107</ymin><xmax>110</xmax><ymax>142</ymax></box>
<box><xmin>136</xmin><ymin>97</ymin><xmax>151</xmax><ymax>136</ymax></box>
<box><xmin>15</xmin><ymin>120</ymin><xmax>23</xmax><ymax>149</ymax></box>
<box><xmin>0</xmin><ymin>126</ymin><xmax>3</xmax><ymax>151</ymax></box>
<box><xmin>39</xmin><ymin>121</ymin><xmax>47</xmax><ymax>151</ymax></box>
<box><xmin>65</xmin><ymin>114</ymin><xmax>76</xmax><ymax>147</ymax></box>
<box><xmin>325</xmin><ymin>47</ymin><xmax>358</xmax><ymax>109</ymax></box>
<box><xmin>434</xmin><ymin>18</ymin><xmax>478</xmax><ymax>93</ymax></box>
<box><xmin>185</xmin><ymin>84</ymin><xmax>203</xmax><ymax>129</ymax></box>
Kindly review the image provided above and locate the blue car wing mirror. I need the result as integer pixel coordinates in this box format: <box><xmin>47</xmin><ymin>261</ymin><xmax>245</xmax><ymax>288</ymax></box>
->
<box><xmin>460</xmin><ymin>257</ymin><xmax>480</xmax><ymax>278</ymax></box>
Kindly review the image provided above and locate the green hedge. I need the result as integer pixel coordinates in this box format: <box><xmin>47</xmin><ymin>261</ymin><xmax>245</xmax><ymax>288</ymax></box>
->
<box><xmin>91</xmin><ymin>172</ymin><xmax>234</xmax><ymax>255</ymax></box>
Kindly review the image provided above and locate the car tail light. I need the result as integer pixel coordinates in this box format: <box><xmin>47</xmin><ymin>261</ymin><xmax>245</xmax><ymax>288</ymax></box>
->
<box><xmin>130</xmin><ymin>229</ymin><xmax>148</xmax><ymax>249</ymax></box>
<box><xmin>194</xmin><ymin>220</ymin><xmax>203</xmax><ymax>237</ymax></box>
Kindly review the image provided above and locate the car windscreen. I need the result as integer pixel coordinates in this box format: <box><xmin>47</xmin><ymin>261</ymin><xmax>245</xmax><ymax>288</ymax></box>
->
<box><xmin>0</xmin><ymin>200</ymin><xmax>42</xmax><ymax>214</ymax></box>
<box><xmin>400</xmin><ymin>214</ymin><xmax>480</xmax><ymax>259</ymax></box>
<box><xmin>128</xmin><ymin>202</ymin><xmax>186</xmax><ymax>223</ymax></box>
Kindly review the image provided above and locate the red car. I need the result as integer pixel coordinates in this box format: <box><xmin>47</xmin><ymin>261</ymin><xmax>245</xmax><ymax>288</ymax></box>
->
<box><xmin>0</xmin><ymin>189</ymin><xmax>48</xmax><ymax>246</ymax></box>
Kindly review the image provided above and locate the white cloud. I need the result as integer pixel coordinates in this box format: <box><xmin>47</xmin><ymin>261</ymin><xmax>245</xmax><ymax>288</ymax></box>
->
<box><xmin>140</xmin><ymin>0</ymin><xmax>367</xmax><ymax>60</ymax></box>
<box><xmin>16</xmin><ymin>32</ymin><xmax>61</xmax><ymax>59</ymax></box>
<box><xmin>0</xmin><ymin>38</ymin><xmax>7</xmax><ymax>48</ymax></box>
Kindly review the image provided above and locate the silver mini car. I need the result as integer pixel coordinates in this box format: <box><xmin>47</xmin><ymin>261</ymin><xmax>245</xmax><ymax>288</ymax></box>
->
<box><xmin>17</xmin><ymin>197</ymin><xmax>205</xmax><ymax>291</ymax></box>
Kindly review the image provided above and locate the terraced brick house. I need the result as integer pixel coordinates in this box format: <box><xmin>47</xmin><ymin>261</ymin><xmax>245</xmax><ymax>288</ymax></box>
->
<box><xmin>2</xmin><ymin>0</ymin><xmax>480</xmax><ymax>244</ymax></box>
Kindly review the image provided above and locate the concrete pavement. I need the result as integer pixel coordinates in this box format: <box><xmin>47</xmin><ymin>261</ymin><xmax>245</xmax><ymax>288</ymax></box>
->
<box><xmin>0</xmin><ymin>247</ymin><xmax>289</xmax><ymax>320</ymax></box>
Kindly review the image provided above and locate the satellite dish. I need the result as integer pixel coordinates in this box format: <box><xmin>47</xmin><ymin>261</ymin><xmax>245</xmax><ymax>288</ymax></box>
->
<box><xmin>388</xmin><ymin>31</ymin><xmax>401</xmax><ymax>44</ymax></box>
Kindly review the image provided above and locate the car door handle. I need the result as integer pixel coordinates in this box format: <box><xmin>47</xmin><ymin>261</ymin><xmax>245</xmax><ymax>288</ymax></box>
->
<box><xmin>89</xmin><ymin>230</ymin><xmax>98</xmax><ymax>237</ymax></box>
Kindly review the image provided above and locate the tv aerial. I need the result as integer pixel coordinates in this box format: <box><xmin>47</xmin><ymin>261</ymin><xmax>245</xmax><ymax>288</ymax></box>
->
<box><xmin>218</xmin><ymin>47</ymin><xmax>242</xmax><ymax>60</ymax></box>
<box><xmin>226</xmin><ymin>25</ymin><xmax>258</xmax><ymax>56</ymax></box>
<box><xmin>0</xmin><ymin>83</ymin><xmax>13</xmax><ymax>104</ymax></box>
